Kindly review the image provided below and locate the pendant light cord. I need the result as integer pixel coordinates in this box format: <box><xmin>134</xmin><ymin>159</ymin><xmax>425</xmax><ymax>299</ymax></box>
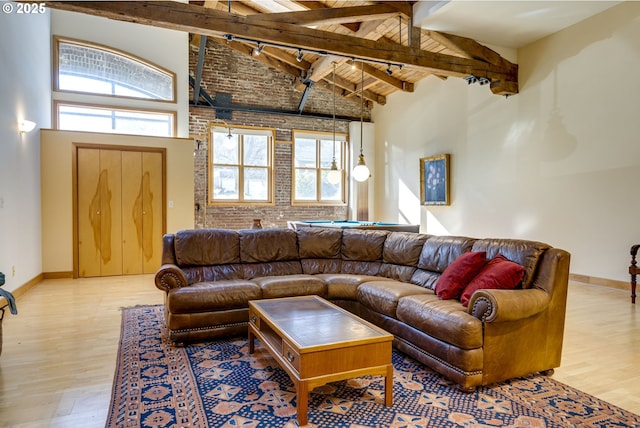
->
<box><xmin>360</xmin><ymin>62</ymin><xmax>364</xmax><ymax>157</ymax></box>
<box><xmin>332</xmin><ymin>62</ymin><xmax>336</xmax><ymax>162</ymax></box>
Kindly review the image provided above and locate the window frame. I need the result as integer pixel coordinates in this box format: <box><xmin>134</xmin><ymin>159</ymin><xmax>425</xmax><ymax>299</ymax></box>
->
<box><xmin>292</xmin><ymin>130</ymin><xmax>349</xmax><ymax>206</ymax></box>
<box><xmin>53</xmin><ymin>36</ymin><xmax>177</xmax><ymax>103</ymax></box>
<box><xmin>208</xmin><ymin>125</ymin><xmax>276</xmax><ymax>206</ymax></box>
<box><xmin>54</xmin><ymin>101</ymin><xmax>177</xmax><ymax>138</ymax></box>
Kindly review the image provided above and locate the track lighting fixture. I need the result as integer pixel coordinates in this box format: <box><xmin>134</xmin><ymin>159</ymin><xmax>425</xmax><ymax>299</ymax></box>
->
<box><xmin>465</xmin><ymin>75</ymin><xmax>478</xmax><ymax>85</ymax></box>
<box><xmin>223</xmin><ymin>34</ymin><xmax>404</xmax><ymax>71</ymax></box>
<box><xmin>386</xmin><ymin>65</ymin><xmax>393</xmax><ymax>76</ymax></box>
<box><xmin>465</xmin><ymin>75</ymin><xmax>491</xmax><ymax>86</ymax></box>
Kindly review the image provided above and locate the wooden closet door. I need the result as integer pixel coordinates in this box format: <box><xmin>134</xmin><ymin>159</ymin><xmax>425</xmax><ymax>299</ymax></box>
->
<box><xmin>77</xmin><ymin>148</ymin><xmax>102</xmax><ymax>277</ymax></box>
<box><xmin>77</xmin><ymin>148</ymin><xmax>123</xmax><ymax>277</ymax></box>
<box><xmin>142</xmin><ymin>151</ymin><xmax>163</xmax><ymax>273</ymax></box>
<box><xmin>121</xmin><ymin>151</ymin><xmax>163</xmax><ymax>274</ymax></box>
<box><xmin>122</xmin><ymin>151</ymin><xmax>144</xmax><ymax>274</ymax></box>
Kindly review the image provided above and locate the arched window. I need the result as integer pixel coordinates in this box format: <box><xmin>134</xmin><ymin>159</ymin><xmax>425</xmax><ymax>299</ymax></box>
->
<box><xmin>55</xmin><ymin>37</ymin><xmax>175</xmax><ymax>100</ymax></box>
<box><xmin>53</xmin><ymin>37</ymin><xmax>177</xmax><ymax>136</ymax></box>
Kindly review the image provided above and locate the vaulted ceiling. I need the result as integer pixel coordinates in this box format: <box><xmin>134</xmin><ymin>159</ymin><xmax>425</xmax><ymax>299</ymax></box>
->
<box><xmin>46</xmin><ymin>1</ymin><xmax>520</xmax><ymax>107</ymax></box>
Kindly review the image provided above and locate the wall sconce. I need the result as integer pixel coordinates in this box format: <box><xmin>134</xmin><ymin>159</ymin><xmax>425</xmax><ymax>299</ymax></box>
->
<box><xmin>19</xmin><ymin>120</ymin><xmax>36</xmax><ymax>134</ymax></box>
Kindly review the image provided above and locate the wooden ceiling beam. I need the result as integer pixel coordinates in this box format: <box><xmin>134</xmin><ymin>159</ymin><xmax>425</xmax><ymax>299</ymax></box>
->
<box><xmin>209</xmin><ymin>37</ymin><xmax>310</xmax><ymax>76</ymax></box>
<box><xmin>353</xmin><ymin>61</ymin><xmax>414</xmax><ymax>93</ymax></box>
<box><xmin>426</xmin><ymin>30</ymin><xmax>513</xmax><ymax>69</ymax></box>
<box><xmin>45</xmin><ymin>1</ymin><xmax>518</xmax><ymax>95</ymax></box>
<box><xmin>245</xmin><ymin>3</ymin><xmax>406</xmax><ymax>27</ymax></box>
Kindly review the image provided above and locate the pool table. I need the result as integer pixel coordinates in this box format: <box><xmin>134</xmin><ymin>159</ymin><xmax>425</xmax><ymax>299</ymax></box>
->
<box><xmin>288</xmin><ymin>220</ymin><xmax>420</xmax><ymax>233</ymax></box>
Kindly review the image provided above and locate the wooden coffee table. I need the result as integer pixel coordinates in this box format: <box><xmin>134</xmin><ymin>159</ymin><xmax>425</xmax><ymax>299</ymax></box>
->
<box><xmin>248</xmin><ymin>295</ymin><xmax>394</xmax><ymax>425</ymax></box>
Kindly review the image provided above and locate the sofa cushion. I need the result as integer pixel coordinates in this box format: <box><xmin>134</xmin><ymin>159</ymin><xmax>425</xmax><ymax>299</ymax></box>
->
<box><xmin>409</xmin><ymin>269</ymin><xmax>440</xmax><ymax>290</ymax></box>
<box><xmin>301</xmin><ymin>259</ymin><xmax>342</xmax><ymax>275</ymax></box>
<box><xmin>357</xmin><ymin>280</ymin><xmax>431</xmax><ymax>317</ymax></box>
<box><xmin>317</xmin><ymin>274</ymin><xmax>394</xmax><ymax>300</ymax></box>
<box><xmin>378</xmin><ymin>264</ymin><xmax>417</xmax><ymax>282</ymax></box>
<box><xmin>168</xmin><ymin>280</ymin><xmax>261</xmax><ymax>313</ymax></box>
<box><xmin>341</xmin><ymin>229</ymin><xmax>388</xmax><ymax>261</ymax></box>
<box><xmin>242</xmin><ymin>260</ymin><xmax>303</xmax><ymax>279</ymax></box>
<box><xmin>297</xmin><ymin>228</ymin><xmax>342</xmax><ymax>259</ymax></box>
<box><xmin>183</xmin><ymin>264</ymin><xmax>244</xmax><ymax>284</ymax></box>
<box><xmin>239</xmin><ymin>228</ymin><xmax>299</xmax><ymax>263</ymax></box>
<box><xmin>417</xmin><ymin>236</ymin><xmax>477</xmax><ymax>272</ymax></box>
<box><xmin>252</xmin><ymin>274</ymin><xmax>326</xmax><ymax>299</ymax></box>
<box><xmin>341</xmin><ymin>260</ymin><xmax>382</xmax><ymax>276</ymax></box>
<box><xmin>383</xmin><ymin>232</ymin><xmax>429</xmax><ymax>266</ymax></box>
<box><xmin>460</xmin><ymin>254</ymin><xmax>525</xmax><ymax>306</ymax></box>
<box><xmin>471</xmin><ymin>239</ymin><xmax>549</xmax><ymax>289</ymax></box>
<box><xmin>174</xmin><ymin>229</ymin><xmax>240</xmax><ymax>266</ymax></box>
<box><xmin>396</xmin><ymin>294</ymin><xmax>483</xmax><ymax>350</ymax></box>
<box><xmin>435</xmin><ymin>251</ymin><xmax>487</xmax><ymax>300</ymax></box>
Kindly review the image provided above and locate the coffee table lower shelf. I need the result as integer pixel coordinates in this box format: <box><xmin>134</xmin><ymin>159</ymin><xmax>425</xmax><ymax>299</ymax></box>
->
<box><xmin>248</xmin><ymin>296</ymin><xmax>394</xmax><ymax>426</ymax></box>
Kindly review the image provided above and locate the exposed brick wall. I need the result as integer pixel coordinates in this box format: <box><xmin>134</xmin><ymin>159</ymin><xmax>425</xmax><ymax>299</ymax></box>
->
<box><xmin>189</xmin><ymin>39</ymin><xmax>371</xmax><ymax>230</ymax></box>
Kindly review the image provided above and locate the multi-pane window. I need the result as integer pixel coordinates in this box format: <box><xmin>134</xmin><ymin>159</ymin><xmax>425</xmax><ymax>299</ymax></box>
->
<box><xmin>53</xmin><ymin>37</ymin><xmax>177</xmax><ymax>137</ymax></box>
<box><xmin>210</xmin><ymin>127</ymin><xmax>274</xmax><ymax>204</ymax></box>
<box><xmin>56</xmin><ymin>103</ymin><xmax>175</xmax><ymax>137</ymax></box>
<box><xmin>293</xmin><ymin>131</ymin><xmax>347</xmax><ymax>205</ymax></box>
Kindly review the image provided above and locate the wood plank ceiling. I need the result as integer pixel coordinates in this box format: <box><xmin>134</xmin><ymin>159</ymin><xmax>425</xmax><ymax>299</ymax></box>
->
<box><xmin>46</xmin><ymin>1</ymin><xmax>519</xmax><ymax>107</ymax></box>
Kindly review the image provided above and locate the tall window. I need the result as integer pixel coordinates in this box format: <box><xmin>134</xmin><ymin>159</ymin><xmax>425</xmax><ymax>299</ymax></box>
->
<box><xmin>53</xmin><ymin>37</ymin><xmax>177</xmax><ymax>137</ymax></box>
<box><xmin>209</xmin><ymin>126</ymin><xmax>275</xmax><ymax>204</ymax></box>
<box><xmin>293</xmin><ymin>131</ymin><xmax>348</xmax><ymax>205</ymax></box>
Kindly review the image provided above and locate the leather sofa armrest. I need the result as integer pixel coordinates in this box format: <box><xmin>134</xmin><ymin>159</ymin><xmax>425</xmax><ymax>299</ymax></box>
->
<box><xmin>155</xmin><ymin>264</ymin><xmax>189</xmax><ymax>292</ymax></box>
<box><xmin>468</xmin><ymin>288</ymin><xmax>550</xmax><ymax>322</ymax></box>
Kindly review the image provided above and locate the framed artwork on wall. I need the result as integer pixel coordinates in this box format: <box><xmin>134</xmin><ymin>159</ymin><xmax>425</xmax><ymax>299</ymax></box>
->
<box><xmin>420</xmin><ymin>154</ymin><xmax>450</xmax><ymax>206</ymax></box>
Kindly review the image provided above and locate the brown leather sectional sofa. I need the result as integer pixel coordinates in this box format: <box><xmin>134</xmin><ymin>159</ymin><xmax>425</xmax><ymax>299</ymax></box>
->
<box><xmin>154</xmin><ymin>227</ymin><xmax>570</xmax><ymax>391</ymax></box>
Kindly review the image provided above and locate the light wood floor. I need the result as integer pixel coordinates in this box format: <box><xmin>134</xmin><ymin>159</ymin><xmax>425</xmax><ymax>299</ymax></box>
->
<box><xmin>0</xmin><ymin>276</ymin><xmax>638</xmax><ymax>427</ymax></box>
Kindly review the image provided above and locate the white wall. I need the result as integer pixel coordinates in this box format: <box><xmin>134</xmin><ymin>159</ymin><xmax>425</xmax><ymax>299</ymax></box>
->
<box><xmin>51</xmin><ymin>10</ymin><xmax>190</xmax><ymax>137</ymax></box>
<box><xmin>0</xmin><ymin>10</ymin><xmax>51</xmax><ymax>292</ymax></box>
<box><xmin>372</xmin><ymin>2</ymin><xmax>640</xmax><ymax>282</ymax></box>
<box><xmin>40</xmin><ymin>130</ymin><xmax>195</xmax><ymax>275</ymax></box>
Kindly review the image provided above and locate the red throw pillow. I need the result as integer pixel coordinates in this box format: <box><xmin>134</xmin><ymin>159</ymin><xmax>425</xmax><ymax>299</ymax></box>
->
<box><xmin>459</xmin><ymin>254</ymin><xmax>525</xmax><ymax>307</ymax></box>
<box><xmin>435</xmin><ymin>251</ymin><xmax>487</xmax><ymax>300</ymax></box>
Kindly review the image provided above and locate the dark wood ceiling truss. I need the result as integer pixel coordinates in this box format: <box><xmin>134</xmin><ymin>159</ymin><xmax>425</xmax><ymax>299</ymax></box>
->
<box><xmin>45</xmin><ymin>0</ymin><xmax>519</xmax><ymax>107</ymax></box>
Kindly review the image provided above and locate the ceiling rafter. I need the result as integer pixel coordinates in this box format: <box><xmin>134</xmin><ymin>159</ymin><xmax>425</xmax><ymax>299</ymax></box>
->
<box><xmin>244</xmin><ymin>3</ymin><xmax>408</xmax><ymax>27</ymax></box>
<box><xmin>221</xmin><ymin>1</ymin><xmax>415</xmax><ymax>97</ymax></box>
<box><xmin>44</xmin><ymin>1</ymin><xmax>519</xmax><ymax>96</ymax></box>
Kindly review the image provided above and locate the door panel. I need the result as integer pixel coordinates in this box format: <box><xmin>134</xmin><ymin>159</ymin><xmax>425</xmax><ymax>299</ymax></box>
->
<box><xmin>143</xmin><ymin>152</ymin><xmax>163</xmax><ymax>273</ymax></box>
<box><xmin>78</xmin><ymin>148</ymin><xmax>102</xmax><ymax>277</ymax></box>
<box><xmin>122</xmin><ymin>151</ymin><xmax>143</xmax><ymax>275</ymax></box>
<box><xmin>98</xmin><ymin>149</ymin><xmax>123</xmax><ymax>276</ymax></box>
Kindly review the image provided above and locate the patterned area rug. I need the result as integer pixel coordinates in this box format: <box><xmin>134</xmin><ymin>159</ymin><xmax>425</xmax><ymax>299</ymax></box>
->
<box><xmin>106</xmin><ymin>305</ymin><xmax>640</xmax><ymax>427</ymax></box>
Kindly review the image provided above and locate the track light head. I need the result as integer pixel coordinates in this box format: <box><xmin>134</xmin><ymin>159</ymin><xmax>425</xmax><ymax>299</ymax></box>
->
<box><xmin>386</xmin><ymin>66</ymin><xmax>393</xmax><ymax>76</ymax></box>
<box><xmin>253</xmin><ymin>43</ymin><xmax>263</xmax><ymax>56</ymax></box>
<box><xmin>464</xmin><ymin>75</ymin><xmax>478</xmax><ymax>85</ymax></box>
<box><xmin>296</xmin><ymin>49</ymin><xmax>304</xmax><ymax>62</ymax></box>
<box><xmin>478</xmin><ymin>77</ymin><xmax>490</xmax><ymax>86</ymax></box>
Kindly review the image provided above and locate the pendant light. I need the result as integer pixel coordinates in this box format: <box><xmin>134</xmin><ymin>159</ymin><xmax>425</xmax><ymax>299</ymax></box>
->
<box><xmin>327</xmin><ymin>62</ymin><xmax>342</xmax><ymax>185</ymax></box>
<box><xmin>352</xmin><ymin>62</ymin><xmax>370</xmax><ymax>182</ymax></box>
